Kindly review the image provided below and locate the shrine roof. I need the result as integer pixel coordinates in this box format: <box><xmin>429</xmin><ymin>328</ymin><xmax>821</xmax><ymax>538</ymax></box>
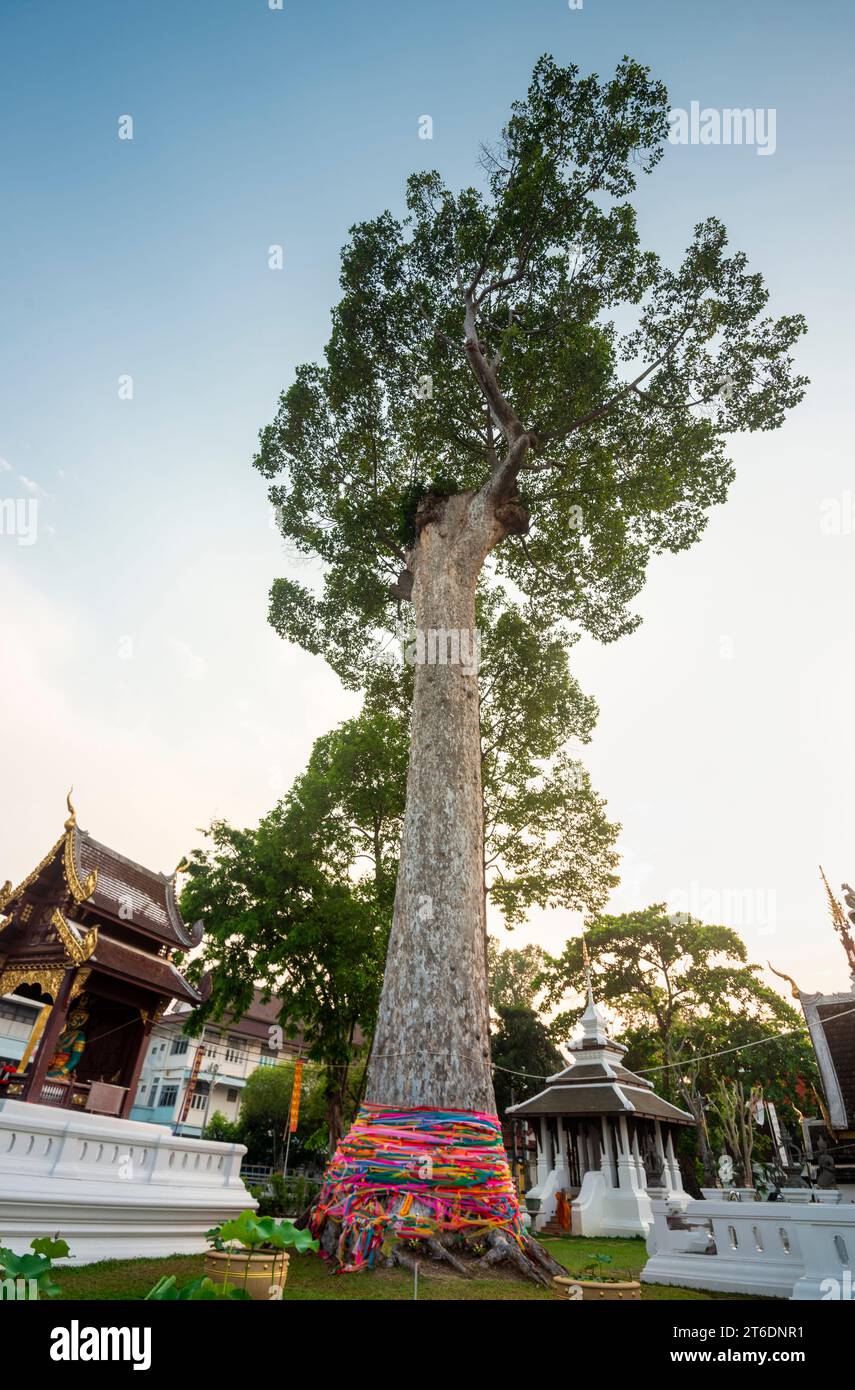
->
<box><xmin>507</xmin><ymin>1082</ymin><xmax>693</xmax><ymax>1124</ymax></box>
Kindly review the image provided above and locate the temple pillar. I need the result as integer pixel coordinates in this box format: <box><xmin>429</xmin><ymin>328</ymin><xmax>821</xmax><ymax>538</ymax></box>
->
<box><xmin>617</xmin><ymin>1114</ymin><xmax>636</xmax><ymax>1191</ymax></box>
<box><xmin>16</xmin><ymin>1002</ymin><xmax>51</xmax><ymax>1074</ymax></box>
<box><xmin>536</xmin><ymin>1117</ymin><xmax>551</xmax><ymax>1185</ymax></box>
<box><xmin>120</xmin><ymin>1012</ymin><xmax>156</xmax><ymax>1119</ymax></box>
<box><xmin>665</xmin><ymin>1129</ymin><xmax>684</xmax><ymax>1192</ymax></box>
<box><xmin>23</xmin><ymin>967</ymin><xmax>76</xmax><ymax>1103</ymax></box>
<box><xmin>632</xmin><ymin>1128</ymin><xmax>646</xmax><ymax>1186</ymax></box>
<box><xmin>575</xmin><ymin>1128</ymin><xmax>588</xmax><ymax>1181</ymax></box>
<box><xmin>600</xmin><ymin>1115</ymin><xmax>616</xmax><ymax>1186</ymax></box>
<box><xmin>556</xmin><ymin>1120</ymin><xmax>569</xmax><ymax>1178</ymax></box>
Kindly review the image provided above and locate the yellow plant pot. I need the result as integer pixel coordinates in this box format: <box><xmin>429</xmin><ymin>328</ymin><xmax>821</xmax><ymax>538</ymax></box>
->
<box><xmin>553</xmin><ymin>1275</ymin><xmax>641</xmax><ymax>1302</ymax></box>
<box><xmin>204</xmin><ymin>1248</ymin><xmax>290</xmax><ymax>1301</ymax></box>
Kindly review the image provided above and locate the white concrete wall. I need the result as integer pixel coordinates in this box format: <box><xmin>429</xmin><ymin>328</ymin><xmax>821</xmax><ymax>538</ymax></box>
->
<box><xmin>0</xmin><ymin>1097</ymin><xmax>254</xmax><ymax>1265</ymax></box>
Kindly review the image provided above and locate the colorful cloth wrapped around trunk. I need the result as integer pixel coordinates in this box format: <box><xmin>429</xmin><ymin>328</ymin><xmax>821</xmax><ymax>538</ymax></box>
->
<box><xmin>310</xmin><ymin>1103</ymin><xmax>525</xmax><ymax>1272</ymax></box>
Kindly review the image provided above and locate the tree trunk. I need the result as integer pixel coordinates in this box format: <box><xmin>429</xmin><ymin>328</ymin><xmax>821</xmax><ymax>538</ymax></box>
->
<box><xmin>326</xmin><ymin>1083</ymin><xmax>344</xmax><ymax>1151</ymax></box>
<box><xmin>366</xmin><ymin>489</ymin><xmax>507</xmax><ymax>1112</ymax></box>
<box><xmin>313</xmin><ymin>487</ymin><xmax>554</xmax><ymax>1281</ymax></box>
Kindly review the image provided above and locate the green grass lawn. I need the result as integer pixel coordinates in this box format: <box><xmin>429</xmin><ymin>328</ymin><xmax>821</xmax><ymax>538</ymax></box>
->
<box><xmin>53</xmin><ymin>1236</ymin><xmax>772</xmax><ymax>1302</ymax></box>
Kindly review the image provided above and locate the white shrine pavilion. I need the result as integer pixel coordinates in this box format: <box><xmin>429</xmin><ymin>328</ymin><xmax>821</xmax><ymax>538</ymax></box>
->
<box><xmin>508</xmin><ymin>967</ymin><xmax>694</xmax><ymax>1238</ymax></box>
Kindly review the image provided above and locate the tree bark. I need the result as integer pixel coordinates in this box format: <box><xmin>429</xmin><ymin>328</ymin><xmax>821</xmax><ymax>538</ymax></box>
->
<box><xmin>366</xmin><ymin>489</ymin><xmax>514</xmax><ymax>1111</ymax></box>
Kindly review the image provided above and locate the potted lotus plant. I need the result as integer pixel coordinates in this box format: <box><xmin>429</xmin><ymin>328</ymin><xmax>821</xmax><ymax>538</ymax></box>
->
<box><xmin>553</xmin><ymin>1252</ymin><xmax>641</xmax><ymax>1302</ymax></box>
<box><xmin>203</xmin><ymin>1209</ymin><xmax>318</xmax><ymax>1300</ymax></box>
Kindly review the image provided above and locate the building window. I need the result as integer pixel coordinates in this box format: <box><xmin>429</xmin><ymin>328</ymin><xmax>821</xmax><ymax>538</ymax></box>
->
<box><xmin>170</xmin><ymin>1038</ymin><xmax>189</xmax><ymax>1056</ymax></box>
<box><xmin>0</xmin><ymin>999</ymin><xmax>41</xmax><ymax>1025</ymax></box>
<box><xmin>258</xmin><ymin>1055</ymin><xmax>278</xmax><ymax>1067</ymax></box>
<box><xmin>158</xmin><ymin>1085</ymin><xmax>179</xmax><ymax>1109</ymax></box>
<box><xmin>226</xmin><ymin>1088</ymin><xmax>239</xmax><ymax>1103</ymax></box>
<box><xmin>224</xmin><ymin>1036</ymin><xmax>246</xmax><ymax>1064</ymax></box>
<box><xmin>190</xmin><ymin>1081</ymin><xmax>210</xmax><ymax>1111</ymax></box>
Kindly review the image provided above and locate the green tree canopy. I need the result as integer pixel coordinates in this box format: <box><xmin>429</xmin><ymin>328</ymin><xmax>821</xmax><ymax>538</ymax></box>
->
<box><xmin>491</xmin><ymin>1005</ymin><xmax>565</xmax><ymax>1118</ymax></box>
<box><xmin>180</xmin><ymin>815</ymin><xmax>384</xmax><ymax>1150</ymax></box>
<box><xmin>541</xmin><ymin>906</ymin><xmax>819</xmax><ymax>1122</ymax></box>
<box><xmin>487</xmin><ymin>938</ymin><xmax>549</xmax><ymax>1011</ymax></box>
<box><xmin>256</xmin><ymin>54</ymin><xmax>807</xmax><ymax>688</ymax></box>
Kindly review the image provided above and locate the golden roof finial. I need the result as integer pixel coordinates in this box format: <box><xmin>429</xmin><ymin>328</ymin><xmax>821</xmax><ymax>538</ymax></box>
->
<box><xmin>581</xmin><ymin>935</ymin><xmax>591</xmax><ymax>971</ymax></box>
<box><xmin>64</xmin><ymin>787</ymin><xmax>77</xmax><ymax>832</ymax></box>
<box><xmin>768</xmin><ymin>961</ymin><xmax>801</xmax><ymax>1000</ymax></box>
<box><xmin>819</xmin><ymin>864</ymin><xmax>846</xmax><ymax>931</ymax></box>
<box><xmin>174</xmin><ymin>855</ymin><xmax>191</xmax><ymax>878</ymax></box>
<box><xmin>819</xmin><ymin>865</ymin><xmax>855</xmax><ymax>979</ymax></box>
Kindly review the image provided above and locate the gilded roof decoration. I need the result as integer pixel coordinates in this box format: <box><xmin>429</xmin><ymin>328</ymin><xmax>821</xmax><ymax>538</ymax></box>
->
<box><xmin>0</xmin><ymin>835</ymin><xmax>65</xmax><ymax>914</ymax></box>
<box><xmin>51</xmin><ymin>908</ymin><xmax>99</xmax><ymax>966</ymax></box>
<box><xmin>63</xmin><ymin>828</ymin><xmax>98</xmax><ymax>904</ymax></box>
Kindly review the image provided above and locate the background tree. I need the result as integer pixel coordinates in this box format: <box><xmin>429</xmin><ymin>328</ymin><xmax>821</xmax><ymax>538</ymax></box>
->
<box><xmin>487</xmin><ymin>938</ymin><xmax>549</xmax><ymax>1011</ymax></box>
<box><xmin>542</xmin><ymin>907</ymin><xmax>819</xmax><ymax>1185</ymax></box>
<box><xmin>252</xmin><ymin>54</ymin><xmax>805</xmax><ymax>1270</ymax></box>
<box><xmin>237</xmin><ymin>1062</ymin><xmax>326</xmax><ymax>1171</ymax></box>
<box><xmin>180</xmin><ymin>816</ymin><xmax>385</xmax><ymax>1149</ymax></box>
<box><xmin>491</xmin><ymin>1005</ymin><xmax>565</xmax><ymax>1117</ymax></box>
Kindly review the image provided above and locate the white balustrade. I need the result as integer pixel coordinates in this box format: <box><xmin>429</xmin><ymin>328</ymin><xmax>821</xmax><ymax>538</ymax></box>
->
<box><xmin>0</xmin><ymin>1096</ymin><xmax>252</xmax><ymax>1264</ymax></box>
<box><xmin>643</xmin><ymin>1194</ymin><xmax>855</xmax><ymax>1299</ymax></box>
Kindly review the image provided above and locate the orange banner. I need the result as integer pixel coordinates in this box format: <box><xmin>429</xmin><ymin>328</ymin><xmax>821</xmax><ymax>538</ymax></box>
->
<box><xmin>289</xmin><ymin>1059</ymin><xmax>303</xmax><ymax>1133</ymax></box>
<box><xmin>179</xmin><ymin>1044</ymin><xmax>205</xmax><ymax>1124</ymax></box>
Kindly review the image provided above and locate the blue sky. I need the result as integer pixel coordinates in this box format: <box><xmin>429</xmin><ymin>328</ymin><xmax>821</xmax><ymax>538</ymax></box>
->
<box><xmin>2</xmin><ymin>0</ymin><xmax>854</xmax><ymax>994</ymax></box>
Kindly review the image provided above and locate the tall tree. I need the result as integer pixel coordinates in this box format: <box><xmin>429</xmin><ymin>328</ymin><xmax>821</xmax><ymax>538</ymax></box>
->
<box><xmin>254</xmin><ymin>55</ymin><xmax>806</xmax><ymax>1252</ymax></box>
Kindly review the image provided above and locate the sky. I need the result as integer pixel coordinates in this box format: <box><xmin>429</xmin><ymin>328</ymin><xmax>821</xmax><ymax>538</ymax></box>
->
<box><xmin>1</xmin><ymin>0</ymin><xmax>853</xmax><ymax>1000</ymax></box>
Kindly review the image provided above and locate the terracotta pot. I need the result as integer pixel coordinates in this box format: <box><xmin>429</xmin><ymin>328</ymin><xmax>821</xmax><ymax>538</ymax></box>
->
<box><xmin>553</xmin><ymin>1275</ymin><xmax>641</xmax><ymax>1302</ymax></box>
<box><xmin>204</xmin><ymin>1248</ymin><xmax>290</xmax><ymax>1301</ymax></box>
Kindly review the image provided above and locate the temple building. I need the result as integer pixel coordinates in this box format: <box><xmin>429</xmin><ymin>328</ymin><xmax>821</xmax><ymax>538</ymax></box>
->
<box><xmin>0</xmin><ymin>793</ymin><xmax>205</xmax><ymax>1120</ymax></box>
<box><xmin>770</xmin><ymin>868</ymin><xmax>855</xmax><ymax>1199</ymax></box>
<box><xmin>508</xmin><ymin>953</ymin><xmax>694</xmax><ymax>1238</ymax></box>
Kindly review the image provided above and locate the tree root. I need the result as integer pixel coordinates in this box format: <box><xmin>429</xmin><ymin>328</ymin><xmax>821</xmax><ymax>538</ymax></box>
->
<box><xmin>385</xmin><ymin>1227</ymin><xmax>566</xmax><ymax>1287</ymax></box>
<box><xmin>311</xmin><ymin>1194</ymin><xmax>567</xmax><ymax>1288</ymax></box>
<box><xmin>473</xmin><ymin>1229</ymin><xmax>554</xmax><ymax>1286</ymax></box>
<box><xmin>522</xmin><ymin>1232</ymin><xmax>569</xmax><ymax>1279</ymax></box>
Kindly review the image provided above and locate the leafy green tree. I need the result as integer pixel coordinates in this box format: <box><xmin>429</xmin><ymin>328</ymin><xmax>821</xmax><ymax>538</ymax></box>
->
<box><xmin>491</xmin><ymin>1005</ymin><xmax>565</xmax><ymax>1117</ymax></box>
<box><xmin>202</xmin><ymin>1110</ymin><xmax>242</xmax><ymax>1144</ymax></box>
<box><xmin>181</xmin><ymin>821</ymin><xmax>384</xmax><ymax>1150</ymax></box>
<box><xmin>254</xmin><ymin>54</ymin><xmax>806</xmax><ymax>1139</ymax></box>
<box><xmin>487</xmin><ymin>938</ymin><xmax>549</xmax><ymax>1010</ymax></box>
<box><xmin>238</xmin><ymin>1063</ymin><xmax>326</xmax><ymax>1170</ymax></box>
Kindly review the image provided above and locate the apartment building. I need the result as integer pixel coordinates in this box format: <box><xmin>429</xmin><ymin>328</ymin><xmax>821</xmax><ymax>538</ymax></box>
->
<box><xmin>130</xmin><ymin>990</ymin><xmax>303</xmax><ymax>1136</ymax></box>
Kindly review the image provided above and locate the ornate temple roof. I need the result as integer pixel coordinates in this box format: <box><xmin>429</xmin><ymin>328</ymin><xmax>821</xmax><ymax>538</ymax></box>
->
<box><xmin>89</xmin><ymin>934</ymin><xmax>200</xmax><ymax>1005</ymax></box>
<box><xmin>0</xmin><ymin>792</ymin><xmax>200</xmax><ymax>1008</ymax></box>
<box><xmin>771</xmin><ymin>869</ymin><xmax>855</xmax><ymax>1132</ymax></box>
<box><xmin>72</xmin><ymin>830</ymin><xmax>191</xmax><ymax>949</ymax></box>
